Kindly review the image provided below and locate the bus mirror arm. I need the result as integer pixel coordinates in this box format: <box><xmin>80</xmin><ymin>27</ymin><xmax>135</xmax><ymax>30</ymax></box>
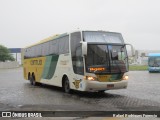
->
<box><xmin>81</xmin><ymin>41</ymin><xmax>87</xmax><ymax>56</ymax></box>
<box><xmin>125</xmin><ymin>43</ymin><xmax>135</xmax><ymax>57</ymax></box>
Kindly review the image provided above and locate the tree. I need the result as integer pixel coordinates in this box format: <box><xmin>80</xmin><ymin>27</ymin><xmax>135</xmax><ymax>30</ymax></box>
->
<box><xmin>0</xmin><ymin>45</ymin><xmax>15</xmax><ymax>62</ymax></box>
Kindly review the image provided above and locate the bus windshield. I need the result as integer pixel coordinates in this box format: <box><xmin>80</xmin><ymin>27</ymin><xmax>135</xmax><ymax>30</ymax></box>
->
<box><xmin>148</xmin><ymin>57</ymin><xmax>160</xmax><ymax>67</ymax></box>
<box><xmin>85</xmin><ymin>44</ymin><xmax>128</xmax><ymax>74</ymax></box>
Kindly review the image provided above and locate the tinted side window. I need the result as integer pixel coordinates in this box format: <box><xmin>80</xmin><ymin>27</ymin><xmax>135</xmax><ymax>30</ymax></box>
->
<box><xmin>50</xmin><ymin>40</ymin><xmax>58</xmax><ymax>55</ymax></box>
<box><xmin>35</xmin><ymin>45</ymin><xmax>42</xmax><ymax>57</ymax></box>
<box><xmin>42</xmin><ymin>42</ymin><xmax>50</xmax><ymax>56</ymax></box>
<box><xmin>28</xmin><ymin>48</ymin><xmax>32</xmax><ymax>58</ymax></box>
<box><xmin>24</xmin><ymin>35</ymin><xmax>70</xmax><ymax>58</ymax></box>
<box><xmin>24</xmin><ymin>48</ymin><xmax>28</xmax><ymax>58</ymax></box>
<box><xmin>71</xmin><ymin>32</ymin><xmax>84</xmax><ymax>75</ymax></box>
<box><xmin>58</xmin><ymin>36</ymin><xmax>69</xmax><ymax>54</ymax></box>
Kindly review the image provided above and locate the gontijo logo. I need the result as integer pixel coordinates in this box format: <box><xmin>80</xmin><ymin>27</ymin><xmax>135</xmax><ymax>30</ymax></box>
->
<box><xmin>30</xmin><ymin>60</ymin><xmax>42</xmax><ymax>65</ymax></box>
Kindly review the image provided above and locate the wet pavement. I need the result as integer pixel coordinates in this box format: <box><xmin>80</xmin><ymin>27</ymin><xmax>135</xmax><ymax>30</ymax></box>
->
<box><xmin>0</xmin><ymin>68</ymin><xmax>160</xmax><ymax>119</ymax></box>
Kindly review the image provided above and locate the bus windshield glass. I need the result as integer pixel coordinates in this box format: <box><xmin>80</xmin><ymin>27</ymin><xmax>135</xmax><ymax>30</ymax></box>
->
<box><xmin>85</xmin><ymin>44</ymin><xmax>128</xmax><ymax>74</ymax></box>
<box><xmin>148</xmin><ymin>57</ymin><xmax>160</xmax><ymax>67</ymax></box>
<box><xmin>83</xmin><ymin>31</ymin><xmax>128</xmax><ymax>74</ymax></box>
<box><xmin>83</xmin><ymin>31</ymin><xmax>124</xmax><ymax>43</ymax></box>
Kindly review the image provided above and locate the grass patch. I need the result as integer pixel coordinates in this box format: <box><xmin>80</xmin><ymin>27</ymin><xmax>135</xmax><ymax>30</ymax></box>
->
<box><xmin>129</xmin><ymin>65</ymin><xmax>148</xmax><ymax>71</ymax></box>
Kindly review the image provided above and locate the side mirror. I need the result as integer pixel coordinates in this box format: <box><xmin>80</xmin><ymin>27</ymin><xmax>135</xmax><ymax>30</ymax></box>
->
<box><xmin>80</xmin><ymin>41</ymin><xmax>87</xmax><ymax>56</ymax></box>
<box><xmin>125</xmin><ymin>43</ymin><xmax>135</xmax><ymax>57</ymax></box>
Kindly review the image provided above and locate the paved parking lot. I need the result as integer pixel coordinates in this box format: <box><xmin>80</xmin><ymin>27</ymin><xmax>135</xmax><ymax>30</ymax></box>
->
<box><xmin>0</xmin><ymin>68</ymin><xmax>160</xmax><ymax>119</ymax></box>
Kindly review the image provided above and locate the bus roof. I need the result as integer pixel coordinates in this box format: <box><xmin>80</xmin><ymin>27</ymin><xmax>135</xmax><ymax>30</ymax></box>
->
<box><xmin>148</xmin><ymin>53</ymin><xmax>160</xmax><ymax>57</ymax></box>
<box><xmin>24</xmin><ymin>30</ymin><xmax>122</xmax><ymax>49</ymax></box>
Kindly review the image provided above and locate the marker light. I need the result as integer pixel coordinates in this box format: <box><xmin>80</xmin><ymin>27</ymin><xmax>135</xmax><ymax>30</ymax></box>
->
<box><xmin>123</xmin><ymin>75</ymin><xmax>129</xmax><ymax>80</ymax></box>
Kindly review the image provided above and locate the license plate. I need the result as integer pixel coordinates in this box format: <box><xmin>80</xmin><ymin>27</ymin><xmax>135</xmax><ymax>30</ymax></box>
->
<box><xmin>97</xmin><ymin>75</ymin><xmax>111</xmax><ymax>82</ymax></box>
<box><xmin>107</xmin><ymin>84</ymin><xmax>114</xmax><ymax>88</ymax></box>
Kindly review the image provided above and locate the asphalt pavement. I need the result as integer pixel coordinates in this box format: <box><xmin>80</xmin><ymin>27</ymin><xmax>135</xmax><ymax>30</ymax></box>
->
<box><xmin>0</xmin><ymin>68</ymin><xmax>160</xmax><ymax>119</ymax></box>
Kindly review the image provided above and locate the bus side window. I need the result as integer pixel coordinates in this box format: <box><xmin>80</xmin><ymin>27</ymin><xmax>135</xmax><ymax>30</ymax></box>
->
<box><xmin>52</xmin><ymin>40</ymin><xmax>58</xmax><ymax>55</ymax></box>
<box><xmin>71</xmin><ymin>32</ymin><xmax>84</xmax><ymax>75</ymax></box>
<box><xmin>42</xmin><ymin>42</ymin><xmax>50</xmax><ymax>56</ymax></box>
<box><xmin>58</xmin><ymin>36</ymin><xmax>69</xmax><ymax>54</ymax></box>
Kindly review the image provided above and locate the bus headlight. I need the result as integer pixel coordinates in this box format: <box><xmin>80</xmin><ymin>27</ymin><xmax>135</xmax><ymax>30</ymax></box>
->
<box><xmin>84</xmin><ymin>76</ymin><xmax>97</xmax><ymax>81</ymax></box>
<box><xmin>122</xmin><ymin>75</ymin><xmax>129</xmax><ymax>80</ymax></box>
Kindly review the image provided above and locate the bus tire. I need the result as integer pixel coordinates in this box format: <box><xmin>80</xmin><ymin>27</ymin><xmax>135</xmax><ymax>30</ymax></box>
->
<box><xmin>32</xmin><ymin>74</ymin><xmax>37</xmax><ymax>86</ymax></box>
<box><xmin>63</xmin><ymin>77</ymin><xmax>71</xmax><ymax>93</ymax></box>
<box><xmin>98</xmin><ymin>90</ymin><xmax>105</xmax><ymax>94</ymax></box>
<box><xmin>29</xmin><ymin>75</ymin><xmax>34</xmax><ymax>85</ymax></box>
<box><xmin>29</xmin><ymin>74</ymin><xmax>37</xmax><ymax>86</ymax></box>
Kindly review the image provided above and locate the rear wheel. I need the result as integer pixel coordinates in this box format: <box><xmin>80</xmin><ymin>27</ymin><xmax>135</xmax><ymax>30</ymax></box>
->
<box><xmin>29</xmin><ymin>75</ymin><xmax>37</xmax><ymax>86</ymax></box>
<box><xmin>32</xmin><ymin>77</ymin><xmax>37</xmax><ymax>86</ymax></box>
<box><xmin>63</xmin><ymin>77</ymin><xmax>71</xmax><ymax>93</ymax></box>
<box><xmin>29</xmin><ymin>75</ymin><xmax>33</xmax><ymax>85</ymax></box>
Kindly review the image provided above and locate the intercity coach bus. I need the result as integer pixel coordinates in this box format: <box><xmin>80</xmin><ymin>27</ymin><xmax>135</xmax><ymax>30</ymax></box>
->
<box><xmin>23</xmin><ymin>30</ymin><xmax>134</xmax><ymax>93</ymax></box>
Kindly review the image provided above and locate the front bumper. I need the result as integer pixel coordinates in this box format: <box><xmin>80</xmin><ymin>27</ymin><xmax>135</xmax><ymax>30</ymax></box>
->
<box><xmin>82</xmin><ymin>80</ymin><xmax>128</xmax><ymax>92</ymax></box>
<box><xmin>148</xmin><ymin>67</ymin><xmax>160</xmax><ymax>72</ymax></box>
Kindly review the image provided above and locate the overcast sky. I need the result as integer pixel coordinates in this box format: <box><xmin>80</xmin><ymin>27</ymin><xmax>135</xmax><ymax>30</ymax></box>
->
<box><xmin>0</xmin><ymin>0</ymin><xmax>160</xmax><ymax>50</ymax></box>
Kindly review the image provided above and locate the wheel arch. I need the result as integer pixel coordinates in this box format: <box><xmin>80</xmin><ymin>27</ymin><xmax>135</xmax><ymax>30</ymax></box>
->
<box><xmin>62</xmin><ymin>74</ymin><xmax>68</xmax><ymax>87</ymax></box>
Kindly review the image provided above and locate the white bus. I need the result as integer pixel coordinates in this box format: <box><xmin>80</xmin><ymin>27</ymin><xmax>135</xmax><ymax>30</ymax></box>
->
<box><xmin>23</xmin><ymin>30</ymin><xmax>134</xmax><ymax>93</ymax></box>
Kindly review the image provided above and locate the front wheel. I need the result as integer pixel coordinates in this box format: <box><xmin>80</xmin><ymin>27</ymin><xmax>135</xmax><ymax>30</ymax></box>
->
<box><xmin>63</xmin><ymin>77</ymin><xmax>71</xmax><ymax>93</ymax></box>
<box><xmin>98</xmin><ymin>90</ymin><xmax>106</xmax><ymax>94</ymax></box>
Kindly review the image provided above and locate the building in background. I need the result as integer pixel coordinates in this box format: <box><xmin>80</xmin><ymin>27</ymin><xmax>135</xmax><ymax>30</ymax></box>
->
<box><xmin>131</xmin><ymin>50</ymin><xmax>160</xmax><ymax>65</ymax></box>
<box><xmin>9</xmin><ymin>48</ymin><xmax>21</xmax><ymax>64</ymax></box>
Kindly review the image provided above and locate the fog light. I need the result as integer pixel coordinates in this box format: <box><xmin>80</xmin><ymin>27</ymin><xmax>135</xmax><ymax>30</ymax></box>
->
<box><xmin>123</xmin><ymin>75</ymin><xmax>129</xmax><ymax>80</ymax></box>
